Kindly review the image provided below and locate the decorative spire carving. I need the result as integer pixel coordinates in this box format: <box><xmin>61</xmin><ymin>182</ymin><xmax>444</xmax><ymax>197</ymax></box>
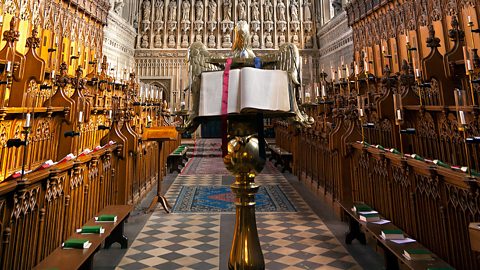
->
<box><xmin>3</xmin><ymin>16</ymin><xmax>20</xmax><ymax>43</ymax></box>
<box><xmin>25</xmin><ymin>28</ymin><xmax>41</xmax><ymax>49</ymax></box>
<box><xmin>426</xmin><ymin>25</ymin><xmax>440</xmax><ymax>48</ymax></box>
<box><xmin>55</xmin><ymin>62</ymin><xmax>71</xmax><ymax>88</ymax></box>
<box><xmin>448</xmin><ymin>15</ymin><xmax>465</xmax><ymax>42</ymax></box>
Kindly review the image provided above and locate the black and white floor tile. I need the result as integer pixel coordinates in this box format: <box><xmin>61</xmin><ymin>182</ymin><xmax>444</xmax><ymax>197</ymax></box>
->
<box><xmin>117</xmin><ymin>139</ymin><xmax>360</xmax><ymax>270</ymax></box>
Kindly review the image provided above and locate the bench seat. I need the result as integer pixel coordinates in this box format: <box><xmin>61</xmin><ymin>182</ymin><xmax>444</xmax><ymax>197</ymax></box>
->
<box><xmin>167</xmin><ymin>145</ymin><xmax>188</xmax><ymax>173</ymax></box>
<box><xmin>339</xmin><ymin>201</ymin><xmax>454</xmax><ymax>270</ymax></box>
<box><xmin>268</xmin><ymin>144</ymin><xmax>292</xmax><ymax>173</ymax></box>
<box><xmin>34</xmin><ymin>205</ymin><xmax>133</xmax><ymax>270</ymax></box>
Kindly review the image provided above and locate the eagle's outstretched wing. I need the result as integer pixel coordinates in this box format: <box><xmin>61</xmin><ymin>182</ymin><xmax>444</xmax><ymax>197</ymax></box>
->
<box><xmin>262</xmin><ymin>43</ymin><xmax>313</xmax><ymax>126</ymax></box>
<box><xmin>278</xmin><ymin>43</ymin><xmax>301</xmax><ymax>86</ymax></box>
<box><xmin>188</xmin><ymin>42</ymin><xmax>222</xmax><ymax>78</ymax></box>
<box><xmin>177</xmin><ymin>42</ymin><xmax>223</xmax><ymax>133</ymax></box>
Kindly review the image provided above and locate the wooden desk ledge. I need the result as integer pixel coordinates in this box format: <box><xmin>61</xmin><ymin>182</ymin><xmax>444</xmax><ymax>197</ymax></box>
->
<box><xmin>34</xmin><ymin>205</ymin><xmax>133</xmax><ymax>270</ymax></box>
<box><xmin>339</xmin><ymin>201</ymin><xmax>454</xmax><ymax>270</ymax></box>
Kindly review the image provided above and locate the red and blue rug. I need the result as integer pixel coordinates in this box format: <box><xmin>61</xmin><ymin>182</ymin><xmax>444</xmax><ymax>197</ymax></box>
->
<box><xmin>172</xmin><ymin>185</ymin><xmax>296</xmax><ymax>213</ymax></box>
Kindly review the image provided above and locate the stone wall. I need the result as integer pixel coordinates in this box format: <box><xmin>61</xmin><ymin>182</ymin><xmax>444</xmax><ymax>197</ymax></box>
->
<box><xmin>103</xmin><ymin>11</ymin><xmax>137</xmax><ymax>74</ymax></box>
<box><xmin>317</xmin><ymin>11</ymin><xmax>353</xmax><ymax>72</ymax></box>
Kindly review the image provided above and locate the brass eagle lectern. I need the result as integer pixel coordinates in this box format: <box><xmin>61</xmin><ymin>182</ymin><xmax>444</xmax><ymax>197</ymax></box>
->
<box><xmin>178</xmin><ymin>21</ymin><xmax>313</xmax><ymax>269</ymax></box>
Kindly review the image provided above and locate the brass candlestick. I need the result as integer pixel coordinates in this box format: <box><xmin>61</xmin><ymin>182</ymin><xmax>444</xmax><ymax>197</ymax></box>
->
<box><xmin>346</xmin><ymin>66</ymin><xmax>351</xmax><ymax>97</ymax></box>
<box><xmin>357</xmin><ymin>95</ymin><xmax>366</xmax><ymax>146</ymax></box>
<box><xmin>365</xmin><ymin>69</ymin><xmax>370</xmax><ymax>96</ymax></box>
<box><xmin>0</xmin><ymin>63</ymin><xmax>13</xmax><ymax>109</ymax></box>
<box><xmin>468</xmin><ymin>19</ymin><xmax>476</xmax><ymax>51</ymax></box>
<box><xmin>415</xmin><ymin>70</ymin><xmax>423</xmax><ymax>106</ymax></box>
<box><xmin>406</xmin><ymin>41</ymin><xmax>412</xmax><ymax>65</ymax></box>
<box><xmin>455</xmin><ymin>89</ymin><xmax>473</xmax><ymax>176</ymax></box>
<box><xmin>393</xmin><ymin>93</ymin><xmax>404</xmax><ymax>153</ymax></box>
<box><xmin>20</xmin><ymin>125</ymin><xmax>31</xmax><ymax>181</ymax></box>
<box><xmin>468</xmin><ymin>70</ymin><xmax>476</xmax><ymax>106</ymax></box>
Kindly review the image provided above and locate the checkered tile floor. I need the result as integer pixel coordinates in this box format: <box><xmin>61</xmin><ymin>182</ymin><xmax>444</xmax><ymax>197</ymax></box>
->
<box><xmin>117</xmin><ymin>139</ymin><xmax>360</xmax><ymax>270</ymax></box>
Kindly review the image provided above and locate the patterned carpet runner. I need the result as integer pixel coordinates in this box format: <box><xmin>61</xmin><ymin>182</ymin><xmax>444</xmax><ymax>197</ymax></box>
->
<box><xmin>172</xmin><ymin>185</ymin><xmax>296</xmax><ymax>213</ymax></box>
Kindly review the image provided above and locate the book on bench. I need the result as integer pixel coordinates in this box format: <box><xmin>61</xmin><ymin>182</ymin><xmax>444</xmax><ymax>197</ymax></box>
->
<box><xmin>6</xmin><ymin>160</ymin><xmax>56</xmax><ymax>180</ymax></box>
<box><xmin>352</xmin><ymin>203</ymin><xmax>372</xmax><ymax>212</ymax></box>
<box><xmin>381</xmin><ymin>229</ymin><xmax>405</xmax><ymax>240</ymax></box>
<box><xmin>62</xmin><ymin>238</ymin><xmax>92</xmax><ymax>249</ymax></box>
<box><xmin>95</xmin><ymin>214</ymin><xmax>117</xmax><ymax>222</ymax></box>
<box><xmin>76</xmin><ymin>225</ymin><xmax>105</xmax><ymax>234</ymax></box>
<box><xmin>359</xmin><ymin>213</ymin><xmax>380</xmax><ymax>222</ymax></box>
<box><xmin>403</xmin><ymin>249</ymin><xmax>432</xmax><ymax>260</ymax></box>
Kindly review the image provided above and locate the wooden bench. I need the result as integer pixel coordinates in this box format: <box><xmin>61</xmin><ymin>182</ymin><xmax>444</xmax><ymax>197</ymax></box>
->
<box><xmin>339</xmin><ymin>201</ymin><xmax>454</xmax><ymax>270</ymax></box>
<box><xmin>34</xmin><ymin>205</ymin><xmax>133</xmax><ymax>270</ymax></box>
<box><xmin>268</xmin><ymin>144</ymin><xmax>292</xmax><ymax>173</ymax></box>
<box><xmin>167</xmin><ymin>145</ymin><xmax>188</xmax><ymax>173</ymax></box>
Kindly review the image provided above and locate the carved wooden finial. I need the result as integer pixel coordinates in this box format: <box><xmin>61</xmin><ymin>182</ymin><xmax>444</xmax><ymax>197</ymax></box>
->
<box><xmin>55</xmin><ymin>62</ymin><xmax>71</xmax><ymax>87</ymax></box>
<box><xmin>3</xmin><ymin>17</ymin><xmax>20</xmax><ymax>43</ymax></box>
<box><xmin>25</xmin><ymin>27</ymin><xmax>41</xmax><ymax>49</ymax></box>
<box><xmin>426</xmin><ymin>25</ymin><xmax>441</xmax><ymax>48</ymax></box>
<box><xmin>448</xmin><ymin>15</ymin><xmax>465</xmax><ymax>41</ymax></box>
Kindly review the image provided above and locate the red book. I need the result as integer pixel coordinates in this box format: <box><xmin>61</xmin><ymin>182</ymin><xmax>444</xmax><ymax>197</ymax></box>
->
<box><xmin>33</xmin><ymin>160</ymin><xmax>55</xmax><ymax>172</ymax></box>
<box><xmin>58</xmin><ymin>153</ymin><xmax>76</xmax><ymax>163</ymax></box>
<box><xmin>78</xmin><ymin>149</ymin><xmax>92</xmax><ymax>157</ymax></box>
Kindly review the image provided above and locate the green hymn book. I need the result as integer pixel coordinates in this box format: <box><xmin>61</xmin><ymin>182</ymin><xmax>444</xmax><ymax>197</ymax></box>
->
<box><xmin>62</xmin><ymin>238</ymin><xmax>91</xmax><ymax>249</ymax></box>
<box><xmin>403</xmin><ymin>249</ymin><xmax>432</xmax><ymax>260</ymax></box>
<box><xmin>353</xmin><ymin>203</ymin><xmax>372</xmax><ymax>212</ymax></box>
<box><xmin>77</xmin><ymin>225</ymin><xmax>105</xmax><ymax>234</ymax></box>
<box><xmin>381</xmin><ymin>229</ymin><xmax>405</xmax><ymax>240</ymax></box>
<box><xmin>95</xmin><ymin>214</ymin><xmax>117</xmax><ymax>222</ymax></box>
<box><xmin>359</xmin><ymin>213</ymin><xmax>380</xmax><ymax>222</ymax></box>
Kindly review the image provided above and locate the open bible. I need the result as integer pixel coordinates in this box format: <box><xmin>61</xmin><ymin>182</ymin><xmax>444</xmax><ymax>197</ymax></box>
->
<box><xmin>199</xmin><ymin>67</ymin><xmax>292</xmax><ymax>116</ymax></box>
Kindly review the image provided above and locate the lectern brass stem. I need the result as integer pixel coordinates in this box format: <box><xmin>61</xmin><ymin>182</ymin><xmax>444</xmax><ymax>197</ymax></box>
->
<box><xmin>229</xmin><ymin>174</ymin><xmax>264</xmax><ymax>270</ymax></box>
<box><xmin>224</xmin><ymin>134</ymin><xmax>265</xmax><ymax>270</ymax></box>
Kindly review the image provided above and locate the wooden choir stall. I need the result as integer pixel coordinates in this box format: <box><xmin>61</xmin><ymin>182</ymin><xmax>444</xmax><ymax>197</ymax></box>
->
<box><xmin>0</xmin><ymin>0</ymin><xmax>180</xmax><ymax>269</ymax></box>
<box><xmin>274</xmin><ymin>1</ymin><xmax>480</xmax><ymax>270</ymax></box>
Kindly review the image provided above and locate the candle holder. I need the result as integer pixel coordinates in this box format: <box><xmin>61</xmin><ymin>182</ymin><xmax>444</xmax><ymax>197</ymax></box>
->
<box><xmin>345</xmin><ymin>64</ymin><xmax>352</xmax><ymax>97</ymax></box>
<box><xmin>20</xmin><ymin>125</ymin><xmax>30</xmax><ymax>181</ymax></box>
<box><xmin>354</xmin><ymin>62</ymin><xmax>360</xmax><ymax>90</ymax></box>
<box><xmin>467</xmin><ymin>66</ymin><xmax>477</xmax><ymax>106</ymax></box>
<box><xmin>393</xmin><ymin>93</ymin><xmax>404</xmax><ymax>154</ymax></box>
<box><xmin>468</xmin><ymin>19</ymin><xmax>480</xmax><ymax>68</ymax></box>
<box><xmin>414</xmin><ymin>69</ymin><xmax>424</xmax><ymax>106</ymax></box>
<box><xmin>364</xmin><ymin>65</ymin><xmax>370</xmax><ymax>97</ymax></box>
<box><xmin>455</xmin><ymin>88</ymin><xmax>473</xmax><ymax>176</ymax></box>
<box><xmin>6</xmin><ymin>124</ymin><xmax>31</xmax><ymax>181</ymax></box>
<box><xmin>70</xmin><ymin>54</ymin><xmax>80</xmax><ymax>70</ymax></box>
<box><xmin>0</xmin><ymin>61</ymin><xmax>13</xmax><ymax>110</ymax></box>
<box><xmin>406</xmin><ymin>41</ymin><xmax>417</xmax><ymax>70</ymax></box>
<box><xmin>381</xmin><ymin>43</ymin><xmax>392</xmax><ymax>69</ymax></box>
<box><xmin>357</xmin><ymin>95</ymin><xmax>367</xmax><ymax>147</ymax></box>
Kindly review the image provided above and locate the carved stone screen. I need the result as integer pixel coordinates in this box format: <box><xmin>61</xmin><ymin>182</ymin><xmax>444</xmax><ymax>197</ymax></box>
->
<box><xmin>137</xmin><ymin>0</ymin><xmax>317</xmax><ymax>50</ymax></box>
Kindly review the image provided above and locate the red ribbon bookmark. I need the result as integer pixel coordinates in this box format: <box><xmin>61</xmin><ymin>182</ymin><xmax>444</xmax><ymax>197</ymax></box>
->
<box><xmin>221</xmin><ymin>58</ymin><xmax>233</xmax><ymax>157</ymax></box>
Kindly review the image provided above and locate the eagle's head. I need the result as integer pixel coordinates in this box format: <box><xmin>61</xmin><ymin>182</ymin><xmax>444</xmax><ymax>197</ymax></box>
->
<box><xmin>232</xmin><ymin>21</ymin><xmax>255</xmax><ymax>58</ymax></box>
